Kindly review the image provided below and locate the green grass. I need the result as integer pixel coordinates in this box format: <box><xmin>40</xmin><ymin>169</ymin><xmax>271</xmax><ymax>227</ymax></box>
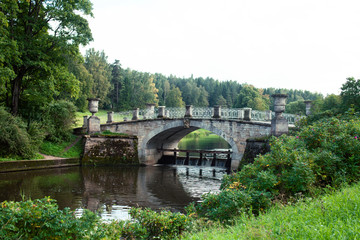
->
<box><xmin>184</xmin><ymin>182</ymin><xmax>360</xmax><ymax>239</ymax></box>
<box><xmin>75</xmin><ymin>110</ymin><xmax>131</xmax><ymax>127</ymax></box>
<box><xmin>0</xmin><ymin>153</ymin><xmax>44</xmax><ymax>162</ymax></box>
<box><xmin>40</xmin><ymin>135</ymin><xmax>83</xmax><ymax>158</ymax></box>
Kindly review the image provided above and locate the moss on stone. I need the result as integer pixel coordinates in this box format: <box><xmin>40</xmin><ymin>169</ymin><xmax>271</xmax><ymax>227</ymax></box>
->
<box><xmin>82</xmin><ymin>136</ymin><xmax>139</xmax><ymax>166</ymax></box>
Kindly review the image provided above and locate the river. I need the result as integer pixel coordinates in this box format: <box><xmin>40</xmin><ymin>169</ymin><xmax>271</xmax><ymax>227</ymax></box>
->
<box><xmin>0</xmin><ymin>130</ymin><xmax>231</xmax><ymax>220</ymax></box>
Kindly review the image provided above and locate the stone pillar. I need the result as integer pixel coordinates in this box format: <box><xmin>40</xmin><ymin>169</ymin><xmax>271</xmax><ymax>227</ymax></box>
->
<box><xmin>304</xmin><ymin>100</ymin><xmax>312</xmax><ymax>116</ymax></box>
<box><xmin>158</xmin><ymin>106</ymin><xmax>166</xmax><ymax>118</ymax></box>
<box><xmin>212</xmin><ymin>105</ymin><xmax>221</xmax><ymax>119</ymax></box>
<box><xmin>238</xmin><ymin>109</ymin><xmax>244</xmax><ymax>120</ymax></box>
<box><xmin>266</xmin><ymin>110</ymin><xmax>272</xmax><ymax>121</ymax></box>
<box><xmin>82</xmin><ymin>116</ymin><xmax>89</xmax><ymax>128</ymax></box>
<box><xmin>271</xmin><ymin>94</ymin><xmax>288</xmax><ymax>136</ymax></box>
<box><xmin>243</xmin><ymin>108</ymin><xmax>252</xmax><ymax>121</ymax></box>
<box><xmin>107</xmin><ymin>111</ymin><xmax>114</xmax><ymax>123</ymax></box>
<box><xmin>87</xmin><ymin>98</ymin><xmax>101</xmax><ymax>134</ymax></box>
<box><xmin>145</xmin><ymin>103</ymin><xmax>155</xmax><ymax>119</ymax></box>
<box><xmin>132</xmin><ymin>108</ymin><xmax>139</xmax><ymax>120</ymax></box>
<box><xmin>184</xmin><ymin>105</ymin><xmax>193</xmax><ymax>118</ymax></box>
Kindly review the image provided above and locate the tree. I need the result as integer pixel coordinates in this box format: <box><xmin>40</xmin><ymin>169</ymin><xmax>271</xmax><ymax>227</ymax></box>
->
<box><xmin>285</xmin><ymin>100</ymin><xmax>306</xmax><ymax>115</ymax></box>
<box><xmin>321</xmin><ymin>94</ymin><xmax>342</xmax><ymax>113</ymax></box>
<box><xmin>340</xmin><ymin>77</ymin><xmax>360</xmax><ymax>111</ymax></box>
<box><xmin>166</xmin><ymin>87</ymin><xmax>184</xmax><ymax>107</ymax></box>
<box><xmin>84</xmin><ymin>49</ymin><xmax>112</xmax><ymax>108</ymax></box>
<box><xmin>109</xmin><ymin>60</ymin><xmax>123</xmax><ymax>110</ymax></box>
<box><xmin>1</xmin><ymin>0</ymin><xmax>93</xmax><ymax>115</ymax></box>
<box><xmin>215</xmin><ymin>95</ymin><xmax>227</xmax><ymax>106</ymax></box>
<box><xmin>234</xmin><ymin>85</ymin><xmax>269</xmax><ymax>110</ymax></box>
<box><xmin>67</xmin><ymin>54</ymin><xmax>93</xmax><ymax>112</ymax></box>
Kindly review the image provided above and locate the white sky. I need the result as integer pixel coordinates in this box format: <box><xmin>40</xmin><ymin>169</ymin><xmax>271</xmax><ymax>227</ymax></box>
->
<box><xmin>81</xmin><ymin>0</ymin><xmax>360</xmax><ymax>96</ymax></box>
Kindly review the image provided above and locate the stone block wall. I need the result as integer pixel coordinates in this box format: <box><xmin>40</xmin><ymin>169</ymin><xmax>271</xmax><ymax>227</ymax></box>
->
<box><xmin>82</xmin><ymin>135</ymin><xmax>139</xmax><ymax>166</ymax></box>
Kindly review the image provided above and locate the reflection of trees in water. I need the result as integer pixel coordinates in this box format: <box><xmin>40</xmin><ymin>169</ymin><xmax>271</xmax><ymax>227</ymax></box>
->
<box><xmin>0</xmin><ymin>166</ymin><xmax>223</xmax><ymax>218</ymax></box>
<box><xmin>178</xmin><ymin>129</ymin><xmax>231</xmax><ymax>153</ymax></box>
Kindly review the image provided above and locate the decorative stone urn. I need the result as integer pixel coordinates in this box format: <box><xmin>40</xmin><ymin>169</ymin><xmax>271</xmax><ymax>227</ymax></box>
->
<box><xmin>271</xmin><ymin>94</ymin><xmax>288</xmax><ymax>136</ymax></box>
<box><xmin>87</xmin><ymin>98</ymin><xmax>101</xmax><ymax>134</ymax></box>
<box><xmin>87</xmin><ymin>98</ymin><xmax>100</xmax><ymax>116</ymax></box>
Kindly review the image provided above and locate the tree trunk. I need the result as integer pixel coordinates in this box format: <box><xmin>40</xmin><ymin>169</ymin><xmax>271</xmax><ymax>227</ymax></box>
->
<box><xmin>11</xmin><ymin>70</ymin><xmax>25</xmax><ymax>116</ymax></box>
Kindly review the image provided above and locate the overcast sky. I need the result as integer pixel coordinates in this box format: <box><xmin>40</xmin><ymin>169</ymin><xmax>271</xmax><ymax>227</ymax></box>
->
<box><xmin>82</xmin><ymin>0</ymin><xmax>360</xmax><ymax>96</ymax></box>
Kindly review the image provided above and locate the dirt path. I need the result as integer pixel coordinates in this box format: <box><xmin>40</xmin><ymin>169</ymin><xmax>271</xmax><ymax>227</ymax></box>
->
<box><xmin>39</xmin><ymin>154</ymin><xmax>65</xmax><ymax>160</ymax></box>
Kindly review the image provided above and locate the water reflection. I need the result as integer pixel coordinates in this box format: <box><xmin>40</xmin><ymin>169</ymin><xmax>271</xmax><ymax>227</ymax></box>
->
<box><xmin>0</xmin><ymin>165</ymin><xmax>224</xmax><ymax>220</ymax></box>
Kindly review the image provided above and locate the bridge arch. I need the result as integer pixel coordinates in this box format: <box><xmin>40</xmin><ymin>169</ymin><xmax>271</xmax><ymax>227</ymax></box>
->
<box><xmin>101</xmin><ymin>118</ymin><xmax>272</xmax><ymax>169</ymax></box>
<box><xmin>140</xmin><ymin>119</ymin><xmax>242</xmax><ymax>169</ymax></box>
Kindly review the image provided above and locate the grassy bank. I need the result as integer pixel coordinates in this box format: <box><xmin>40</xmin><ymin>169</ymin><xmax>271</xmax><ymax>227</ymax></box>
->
<box><xmin>39</xmin><ymin>135</ymin><xmax>83</xmax><ymax>158</ymax></box>
<box><xmin>184</xmin><ymin>182</ymin><xmax>360</xmax><ymax>239</ymax></box>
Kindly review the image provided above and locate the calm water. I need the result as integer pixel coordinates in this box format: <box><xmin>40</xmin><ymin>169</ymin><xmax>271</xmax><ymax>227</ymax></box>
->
<box><xmin>0</xmin><ymin>165</ymin><xmax>225</xmax><ymax>221</ymax></box>
<box><xmin>0</xmin><ymin>130</ymin><xmax>231</xmax><ymax>220</ymax></box>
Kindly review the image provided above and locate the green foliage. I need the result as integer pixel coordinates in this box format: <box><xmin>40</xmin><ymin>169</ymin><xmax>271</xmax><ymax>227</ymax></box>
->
<box><xmin>341</xmin><ymin>77</ymin><xmax>360</xmax><ymax>111</ymax></box>
<box><xmin>166</xmin><ymin>87</ymin><xmax>185</xmax><ymax>107</ymax></box>
<box><xmin>184</xmin><ymin>182</ymin><xmax>360</xmax><ymax>240</ymax></box>
<box><xmin>1</xmin><ymin>0</ymin><xmax>93</xmax><ymax>115</ymax></box>
<box><xmin>84</xmin><ymin>48</ymin><xmax>112</xmax><ymax>108</ymax></box>
<box><xmin>120</xmin><ymin>208</ymin><xmax>192</xmax><ymax>239</ymax></box>
<box><xmin>0</xmin><ymin>107</ymin><xmax>40</xmax><ymax>159</ymax></box>
<box><xmin>285</xmin><ymin>100</ymin><xmax>305</xmax><ymax>114</ymax></box>
<box><xmin>44</xmin><ymin>100</ymin><xmax>77</xmax><ymax>142</ymax></box>
<box><xmin>234</xmin><ymin>84</ymin><xmax>270</xmax><ymax>110</ymax></box>
<box><xmin>40</xmin><ymin>134</ymin><xmax>82</xmax><ymax>158</ymax></box>
<box><xmin>299</xmin><ymin>116</ymin><xmax>360</xmax><ymax>185</ymax></box>
<box><xmin>192</xmin><ymin>113</ymin><xmax>360</xmax><ymax>222</ymax></box>
<box><xmin>190</xmin><ymin>190</ymin><xmax>252</xmax><ymax>223</ymax></box>
<box><xmin>0</xmin><ymin>197</ymin><xmax>105</xmax><ymax>239</ymax></box>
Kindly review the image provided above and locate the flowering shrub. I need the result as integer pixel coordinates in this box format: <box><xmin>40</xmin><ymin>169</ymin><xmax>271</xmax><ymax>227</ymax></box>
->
<box><xmin>193</xmin><ymin>114</ymin><xmax>360</xmax><ymax>222</ymax></box>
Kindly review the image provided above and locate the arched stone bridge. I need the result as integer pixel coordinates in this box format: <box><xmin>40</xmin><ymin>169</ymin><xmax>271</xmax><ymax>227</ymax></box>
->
<box><xmin>100</xmin><ymin>118</ymin><xmax>272</xmax><ymax>169</ymax></box>
<box><xmin>85</xmin><ymin>95</ymin><xmax>301</xmax><ymax>170</ymax></box>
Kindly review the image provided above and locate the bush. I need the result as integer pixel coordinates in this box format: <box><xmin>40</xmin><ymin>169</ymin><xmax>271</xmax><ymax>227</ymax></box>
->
<box><xmin>192</xmin><ymin>113</ymin><xmax>360</xmax><ymax>223</ymax></box>
<box><xmin>120</xmin><ymin>208</ymin><xmax>192</xmax><ymax>239</ymax></box>
<box><xmin>44</xmin><ymin>100</ymin><xmax>77</xmax><ymax>142</ymax></box>
<box><xmin>0</xmin><ymin>107</ymin><xmax>37</xmax><ymax>159</ymax></box>
<box><xmin>0</xmin><ymin>197</ymin><xmax>107</xmax><ymax>239</ymax></box>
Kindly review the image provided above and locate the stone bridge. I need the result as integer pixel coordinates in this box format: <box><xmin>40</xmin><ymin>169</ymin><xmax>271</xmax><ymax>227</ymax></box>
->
<box><xmin>100</xmin><ymin>118</ymin><xmax>272</xmax><ymax>169</ymax></box>
<box><xmin>83</xmin><ymin>94</ymin><xmax>302</xmax><ymax>170</ymax></box>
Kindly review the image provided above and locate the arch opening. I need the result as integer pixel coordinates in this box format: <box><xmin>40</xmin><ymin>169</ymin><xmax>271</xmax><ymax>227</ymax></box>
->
<box><xmin>146</xmin><ymin>127</ymin><xmax>234</xmax><ymax>168</ymax></box>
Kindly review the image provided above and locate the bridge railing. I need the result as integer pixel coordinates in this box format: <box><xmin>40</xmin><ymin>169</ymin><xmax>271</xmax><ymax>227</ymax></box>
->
<box><xmin>110</xmin><ymin>106</ymin><xmax>299</xmax><ymax>124</ymax></box>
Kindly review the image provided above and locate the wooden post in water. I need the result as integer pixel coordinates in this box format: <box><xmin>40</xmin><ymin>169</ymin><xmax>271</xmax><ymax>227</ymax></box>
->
<box><xmin>198</xmin><ymin>152</ymin><xmax>203</xmax><ymax>166</ymax></box>
<box><xmin>173</xmin><ymin>148</ymin><xmax>177</xmax><ymax>164</ymax></box>
<box><xmin>211</xmin><ymin>153</ymin><xmax>217</xmax><ymax>166</ymax></box>
<box><xmin>185</xmin><ymin>152</ymin><xmax>190</xmax><ymax>165</ymax></box>
<box><xmin>225</xmin><ymin>150</ymin><xmax>231</xmax><ymax>168</ymax></box>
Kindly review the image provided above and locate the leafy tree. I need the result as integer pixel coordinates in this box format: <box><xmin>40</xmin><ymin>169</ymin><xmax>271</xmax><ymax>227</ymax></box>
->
<box><xmin>0</xmin><ymin>0</ymin><xmax>93</xmax><ymax>115</ymax></box>
<box><xmin>84</xmin><ymin>49</ymin><xmax>112</xmax><ymax>108</ymax></box>
<box><xmin>108</xmin><ymin>60</ymin><xmax>123</xmax><ymax>110</ymax></box>
<box><xmin>67</xmin><ymin>54</ymin><xmax>93</xmax><ymax>112</ymax></box>
<box><xmin>340</xmin><ymin>77</ymin><xmax>360</xmax><ymax>111</ymax></box>
<box><xmin>321</xmin><ymin>94</ymin><xmax>342</xmax><ymax>113</ymax></box>
<box><xmin>286</xmin><ymin>100</ymin><xmax>306</xmax><ymax>115</ymax></box>
<box><xmin>117</xmin><ymin>69</ymin><xmax>158</xmax><ymax>110</ymax></box>
<box><xmin>166</xmin><ymin>87</ymin><xmax>184</xmax><ymax>107</ymax></box>
<box><xmin>234</xmin><ymin>85</ymin><xmax>269</xmax><ymax>110</ymax></box>
<box><xmin>215</xmin><ymin>95</ymin><xmax>227</xmax><ymax>106</ymax></box>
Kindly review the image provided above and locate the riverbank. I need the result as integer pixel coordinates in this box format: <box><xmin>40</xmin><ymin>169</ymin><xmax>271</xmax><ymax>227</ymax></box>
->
<box><xmin>0</xmin><ymin>158</ymin><xmax>80</xmax><ymax>173</ymax></box>
<box><xmin>184</xmin><ymin>182</ymin><xmax>360</xmax><ymax>239</ymax></box>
